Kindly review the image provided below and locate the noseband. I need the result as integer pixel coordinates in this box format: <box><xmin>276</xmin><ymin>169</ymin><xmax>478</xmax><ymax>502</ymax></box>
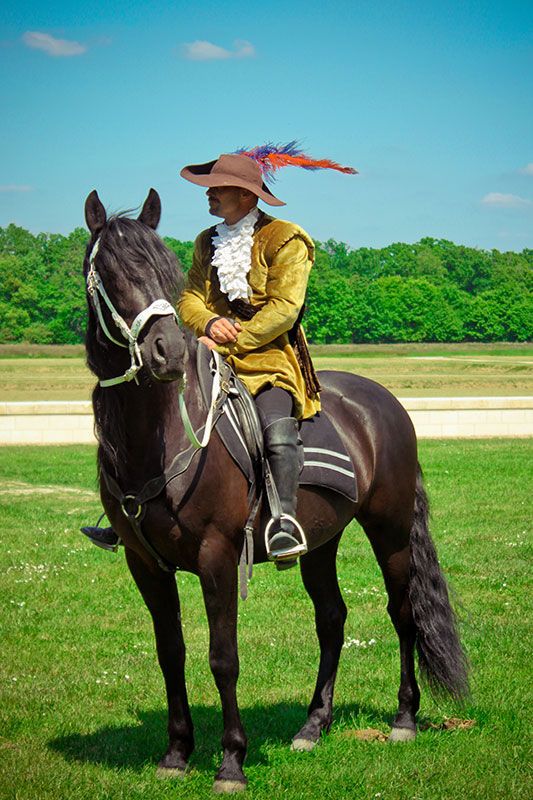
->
<box><xmin>86</xmin><ymin>237</ymin><xmax>178</xmax><ymax>387</ymax></box>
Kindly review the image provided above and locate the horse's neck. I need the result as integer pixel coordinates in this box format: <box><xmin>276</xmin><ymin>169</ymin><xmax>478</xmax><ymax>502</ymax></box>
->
<box><xmin>96</xmin><ymin>344</ymin><xmax>207</xmax><ymax>489</ymax></box>
<box><xmin>96</xmin><ymin>382</ymin><xmax>180</xmax><ymax>488</ymax></box>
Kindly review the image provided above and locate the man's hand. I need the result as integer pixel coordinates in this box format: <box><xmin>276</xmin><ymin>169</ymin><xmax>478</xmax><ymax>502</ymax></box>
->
<box><xmin>206</xmin><ymin>317</ymin><xmax>242</xmax><ymax>344</ymax></box>
<box><xmin>198</xmin><ymin>335</ymin><xmax>217</xmax><ymax>351</ymax></box>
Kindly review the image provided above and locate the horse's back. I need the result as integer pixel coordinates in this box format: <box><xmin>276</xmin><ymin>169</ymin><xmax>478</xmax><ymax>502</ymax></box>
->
<box><xmin>319</xmin><ymin>369</ymin><xmax>415</xmax><ymax>442</ymax></box>
<box><xmin>318</xmin><ymin>369</ymin><xmax>418</xmax><ymax>511</ymax></box>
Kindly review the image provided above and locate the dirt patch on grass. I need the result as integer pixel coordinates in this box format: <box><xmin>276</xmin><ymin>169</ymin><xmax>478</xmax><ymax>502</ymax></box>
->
<box><xmin>0</xmin><ymin>481</ymin><xmax>97</xmax><ymax>497</ymax></box>
<box><xmin>0</xmin><ymin>344</ymin><xmax>85</xmax><ymax>358</ymax></box>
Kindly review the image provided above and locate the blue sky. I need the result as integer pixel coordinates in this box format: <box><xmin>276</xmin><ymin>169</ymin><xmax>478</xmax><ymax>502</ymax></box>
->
<box><xmin>1</xmin><ymin>0</ymin><xmax>532</xmax><ymax>252</ymax></box>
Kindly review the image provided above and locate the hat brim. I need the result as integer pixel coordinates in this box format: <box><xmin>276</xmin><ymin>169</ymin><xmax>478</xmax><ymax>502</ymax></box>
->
<box><xmin>180</xmin><ymin>161</ymin><xmax>286</xmax><ymax>207</ymax></box>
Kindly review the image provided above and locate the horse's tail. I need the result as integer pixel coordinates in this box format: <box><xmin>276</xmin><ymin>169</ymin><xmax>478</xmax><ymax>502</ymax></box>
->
<box><xmin>409</xmin><ymin>464</ymin><xmax>470</xmax><ymax>703</ymax></box>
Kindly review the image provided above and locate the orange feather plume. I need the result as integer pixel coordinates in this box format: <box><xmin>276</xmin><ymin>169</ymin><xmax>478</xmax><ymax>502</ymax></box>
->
<box><xmin>235</xmin><ymin>142</ymin><xmax>358</xmax><ymax>183</ymax></box>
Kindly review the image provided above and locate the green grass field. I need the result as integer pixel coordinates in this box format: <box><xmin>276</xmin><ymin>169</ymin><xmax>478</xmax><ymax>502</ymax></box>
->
<box><xmin>1</xmin><ymin>342</ymin><xmax>533</xmax><ymax>400</ymax></box>
<box><xmin>0</xmin><ymin>440</ymin><xmax>531</xmax><ymax>799</ymax></box>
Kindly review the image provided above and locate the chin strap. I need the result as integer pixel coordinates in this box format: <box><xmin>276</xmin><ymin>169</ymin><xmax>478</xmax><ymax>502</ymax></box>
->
<box><xmin>87</xmin><ymin>237</ymin><xmax>177</xmax><ymax>387</ymax></box>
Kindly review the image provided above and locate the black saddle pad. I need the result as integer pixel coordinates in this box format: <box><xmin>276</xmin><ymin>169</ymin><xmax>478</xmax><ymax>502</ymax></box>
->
<box><xmin>197</xmin><ymin>348</ymin><xmax>358</xmax><ymax>503</ymax></box>
<box><xmin>299</xmin><ymin>413</ymin><xmax>357</xmax><ymax>501</ymax></box>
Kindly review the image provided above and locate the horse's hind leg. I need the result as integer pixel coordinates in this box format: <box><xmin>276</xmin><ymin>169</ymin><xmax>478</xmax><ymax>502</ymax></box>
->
<box><xmin>363</xmin><ymin>520</ymin><xmax>419</xmax><ymax>741</ymax></box>
<box><xmin>125</xmin><ymin>549</ymin><xmax>194</xmax><ymax>774</ymax></box>
<box><xmin>292</xmin><ymin>532</ymin><xmax>347</xmax><ymax>751</ymax></box>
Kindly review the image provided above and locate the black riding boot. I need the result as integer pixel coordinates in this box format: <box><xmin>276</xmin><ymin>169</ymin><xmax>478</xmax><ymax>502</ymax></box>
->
<box><xmin>80</xmin><ymin>519</ymin><xmax>121</xmax><ymax>552</ymax></box>
<box><xmin>263</xmin><ymin>416</ymin><xmax>307</xmax><ymax>570</ymax></box>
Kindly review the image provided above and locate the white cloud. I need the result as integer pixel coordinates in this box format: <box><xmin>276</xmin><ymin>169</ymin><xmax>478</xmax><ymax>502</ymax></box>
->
<box><xmin>498</xmin><ymin>231</ymin><xmax>529</xmax><ymax>239</ymax></box>
<box><xmin>233</xmin><ymin>39</ymin><xmax>255</xmax><ymax>58</ymax></box>
<box><xmin>0</xmin><ymin>185</ymin><xmax>34</xmax><ymax>192</ymax></box>
<box><xmin>482</xmin><ymin>192</ymin><xmax>532</xmax><ymax>208</ymax></box>
<box><xmin>181</xmin><ymin>39</ymin><xmax>256</xmax><ymax>61</ymax></box>
<box><xmin>519</xmin><ymin>163</ymin><xmax>533</xmax><ymax>175</ymax></box>
<box><xmin>22</xmin><ymin>31</ymin><xmax>87</xmax><ymax>57</ymax></box>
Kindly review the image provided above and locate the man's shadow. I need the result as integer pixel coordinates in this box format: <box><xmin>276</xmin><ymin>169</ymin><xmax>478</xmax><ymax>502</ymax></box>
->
<box><xmin>49</xmin><ymin>700</ymin><xmax>393</xmax><ymax>773</ymax></box>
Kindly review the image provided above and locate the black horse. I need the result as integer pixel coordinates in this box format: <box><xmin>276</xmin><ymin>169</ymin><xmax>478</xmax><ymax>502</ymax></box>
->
<box><xmin>83</xmin><ymin>189</ymin><xmax>469</xmax><ymax>793</ymax></box>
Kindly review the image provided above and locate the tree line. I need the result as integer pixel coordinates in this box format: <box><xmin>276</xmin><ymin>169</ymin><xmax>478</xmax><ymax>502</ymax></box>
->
<box><xmin>1</xmin><ymin>224</ymin><xmax>531</xmax><ymax>345</ymax></box>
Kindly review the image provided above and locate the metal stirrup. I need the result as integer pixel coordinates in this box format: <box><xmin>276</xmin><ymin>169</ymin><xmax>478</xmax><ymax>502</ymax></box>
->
<box><xmin>264</xmin><ymin>514</ymin><xmax>307</xmax><ymax>560</ymax></box>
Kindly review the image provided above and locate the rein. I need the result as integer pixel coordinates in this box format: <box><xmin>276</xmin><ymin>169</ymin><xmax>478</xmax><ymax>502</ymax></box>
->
<box><xmin>177</xmin><ymin>355</ymin><xmax>222</xmax><ymax>449</ymax></box>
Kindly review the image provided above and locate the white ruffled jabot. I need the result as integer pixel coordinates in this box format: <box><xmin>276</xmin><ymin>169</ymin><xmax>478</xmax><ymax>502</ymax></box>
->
<box><xmin>212</xmin><ymin>207</ymin><xmax>259</xmax><ymax>302</ymax></box>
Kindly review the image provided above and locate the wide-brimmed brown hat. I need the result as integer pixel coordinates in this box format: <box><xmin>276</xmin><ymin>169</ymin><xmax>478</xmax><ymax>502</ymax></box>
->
<box><xmin>180</xmin><ymin>153</ymin><xmax>285</xmax><ymax>206</ymax></box>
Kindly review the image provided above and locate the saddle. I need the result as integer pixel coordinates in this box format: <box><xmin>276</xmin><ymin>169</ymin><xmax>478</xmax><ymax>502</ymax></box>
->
<box><xmin>196</xmin><ymin>347</ymin><xmax>358</xmax><ymax>505</ymax></box>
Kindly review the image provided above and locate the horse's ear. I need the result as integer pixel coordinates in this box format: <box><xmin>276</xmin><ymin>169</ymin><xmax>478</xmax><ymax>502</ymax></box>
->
<box><xmin>85</xmin><ymin>190</ymin><xmax>107</xmax><ymax>235</ymax></box>
<box><xmin>138</xmin><ymin>188</ymin><xmax>161</xmax><ymax>229</ymax></box>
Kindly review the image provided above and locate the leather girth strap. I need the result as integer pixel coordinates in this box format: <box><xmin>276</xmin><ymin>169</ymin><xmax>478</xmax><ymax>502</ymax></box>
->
<box><xmin>100</xmin><ymin>447</ymin><xmax>201</xmax><ymax>573</ymax></box>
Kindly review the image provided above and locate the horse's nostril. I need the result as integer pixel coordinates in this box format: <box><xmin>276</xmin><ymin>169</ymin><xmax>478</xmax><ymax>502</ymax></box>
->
<box><xmin>154</xmin><ymin>337</ymin><xmax>167</xmax><ymax>363</ymax></box>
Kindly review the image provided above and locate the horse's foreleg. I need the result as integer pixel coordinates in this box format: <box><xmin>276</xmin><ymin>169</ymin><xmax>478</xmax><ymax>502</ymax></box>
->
<box><xmin>293</xmin><ymin>533</ymin><xmax>347</xmax><ymax>751</ymax></box>
<box><xmin>125</xmin><ymin>548</ymin><xmax>194</xmax><ymax>774</ymax></box>
<box><xmin>363</xmin><ymin>522</ymin><xmax>420</xmax><ymax>741</ymax></box>
<box><xmin>199</xmin><ymin>540</ymin><xmax>247</xmax><ymax>793</ymax></box>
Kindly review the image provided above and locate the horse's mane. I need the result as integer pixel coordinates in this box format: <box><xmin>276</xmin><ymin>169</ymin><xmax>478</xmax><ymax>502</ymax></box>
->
<box><xmin>86</xmin><ymin>214</ymin><xmax>185</xmax><ymax>298</ymax></box>
<box><xmin>84</xmin><ymin>213</ymin><xmax>188</xmax><ymax>475</ymax></box>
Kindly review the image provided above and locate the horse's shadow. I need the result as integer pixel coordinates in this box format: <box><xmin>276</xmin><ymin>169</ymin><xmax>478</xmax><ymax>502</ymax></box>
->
<box><xmin>49</xmin><ymin>701</ymin><xmax>394</xmax><ymax>772</ymax></box>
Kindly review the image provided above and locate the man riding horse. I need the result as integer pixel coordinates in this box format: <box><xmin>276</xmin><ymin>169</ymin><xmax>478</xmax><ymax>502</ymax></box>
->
<box><xmin>83</xmin><ymin>143</ymin><xmax>357</xmax><ymax>569</ymax></box>
<box><xmin>178</xmin><ymin>151</ymin><xmax>323</xmax><ymax>568</ymax></box>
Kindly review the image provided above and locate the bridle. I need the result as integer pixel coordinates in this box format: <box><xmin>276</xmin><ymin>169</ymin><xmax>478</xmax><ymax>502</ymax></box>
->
<box><xmin>86</xmin><ymin>237</ymin><xmax>178</xmax><ymax>388</ymax></box>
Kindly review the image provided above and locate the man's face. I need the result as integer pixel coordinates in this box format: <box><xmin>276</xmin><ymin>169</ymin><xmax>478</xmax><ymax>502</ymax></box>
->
<box><xmin>206</xmin><ymin>186</ymin><xmax>250</xmax><ymax>225</ymax></box>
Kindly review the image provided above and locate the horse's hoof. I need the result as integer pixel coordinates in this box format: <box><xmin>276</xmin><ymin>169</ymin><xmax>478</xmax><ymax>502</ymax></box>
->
<box><xmin>291</xmin><ymin>737</ymin><xmax>318</xmax><ymax>752</ymax></box>
<box><xmin>388</xmin><ymin>727</ymin><xmax>417</xmax><ymax>743</ymax></box>
<box><xmin>212</xmin><ymin>779</ymin><xmax>247</xmax><ymax>793</ymax></box>
<box><xmin>156</xmin><ymin>765</ymin><xmax>187</xmax><ymax>779</ymax></box>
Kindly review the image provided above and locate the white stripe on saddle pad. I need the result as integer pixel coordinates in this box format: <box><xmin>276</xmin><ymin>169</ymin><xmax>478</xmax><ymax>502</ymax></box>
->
<box><xmin>303</xmin><ymin>447</ymin><xmax>352</xmax><ymax>463</ymax></box>
<box><xmin>303</xmin><ymin>460</ymin><xmax>356</xmax><ymax>479</ymax></box>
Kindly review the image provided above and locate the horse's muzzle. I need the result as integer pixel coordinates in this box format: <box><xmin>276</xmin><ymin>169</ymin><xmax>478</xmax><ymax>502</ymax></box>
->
<box><xmin>141</xmin><ymin>315</ymin><xmax>186</xmax><ymax>382</ymax></box>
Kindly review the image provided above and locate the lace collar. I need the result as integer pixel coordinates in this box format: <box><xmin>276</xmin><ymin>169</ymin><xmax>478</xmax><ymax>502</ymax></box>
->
<box><xmin>212</xmin><ymin>207</ymin><xmax>259</xmax><ymax>302</ymax></box>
